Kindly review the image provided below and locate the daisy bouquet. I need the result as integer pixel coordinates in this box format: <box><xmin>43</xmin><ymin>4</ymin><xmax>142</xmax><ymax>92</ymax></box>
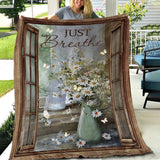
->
<box><xmin>48</xmin><ymin>47</ymin><xmax>110</xmax><ymax>112</ymax></box>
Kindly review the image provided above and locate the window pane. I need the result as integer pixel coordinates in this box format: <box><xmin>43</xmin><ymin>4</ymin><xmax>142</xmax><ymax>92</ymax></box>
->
<box><xmin>26</xmin><ymin>31</ymin><xmax>30</xmax><ymax>54</ymax></box>
<box><xmin>31</xmin><ymin>33</ymin><xmax>36</xmax><ymax>56</ymax></box>
<box><xmin>26</xmin><ymin>84</ymin><xmax>31</xmax><ymax>113</ymax></box>
<box><xmin>31</xmin><ymin>85</ymin><xmax>36</xmax><ymax>113</ymax></box>
<box><xmin>26</xmin><ymin>56</ymin><xmax>30</xmax><ymax>82</ymax></box>
<box><xmin>31</xmin><ymin>58</ymin><xmax>35</xmax><ymax>83</ymax></box>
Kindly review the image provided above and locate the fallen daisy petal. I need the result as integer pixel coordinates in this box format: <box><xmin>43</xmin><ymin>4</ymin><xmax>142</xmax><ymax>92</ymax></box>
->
<box><xmin>45</xmin><ymin>119</ymin><xmax>51</xmax><ymax>126</ymax></box>
<box><xmin>102</xmin><ymin>133</ymin><xmax>111</xmax><ymax>140</ymax></box>
<box><xmin>65</xmin><ymin>107</ymin><xmax>71</xmax><ymax>114</ymax></box>
<box><xmin>51</xmin><ymin>138</ymin><xmax>61</xmax><ymax>145</ymax></box>
<box><xmin>65</xmin><ymin>136</ymin><xmax>76</xmax><ymax>144</ymax></box>
<box><xmin>76</xmin><ymin>139</ymin><xmax>86</xmax><ymax>148</ymax></box>
<box><xmin>57</xmin><ymin>131</ymin><xmax>65</xmax><ymax>142</ymax></box>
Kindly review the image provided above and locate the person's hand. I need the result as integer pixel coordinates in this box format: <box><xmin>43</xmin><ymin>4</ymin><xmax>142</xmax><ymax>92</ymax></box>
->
<box><xmin>42</xmin><ymin>16</ymin><xmax>48</xmax><ymax>19</ymax></box>
<box><xmin>19</xmin><ymin>15</ymin><xmax>24</xmax><ymax>20</ymax></box>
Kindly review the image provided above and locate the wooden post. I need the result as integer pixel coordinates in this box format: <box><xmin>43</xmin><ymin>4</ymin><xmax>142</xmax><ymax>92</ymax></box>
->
<box><xmin>105</xmin><ymin>0</ymin><xmax>118</xmax><ymax>17</ymax></box>
<box><xmin>48</xmin><ymin>0</ymin><xmax>59</xmax><ymax>16</ymax></box>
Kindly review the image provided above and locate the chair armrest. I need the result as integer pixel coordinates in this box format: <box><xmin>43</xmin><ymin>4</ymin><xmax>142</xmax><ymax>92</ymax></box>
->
<box><xmin>143</xmin><ymin>47</ymin><xmax>160</xmax><ymax>68</ymax></box>
<box><xmin>135</xmin><ymin>45</ymin><xmax>145</xmax><ymax>55</ymax></box>
<box><xmin>144</xmin><ymin>47</ymin><xmax>160</xmax><ymax>53</ymax></box>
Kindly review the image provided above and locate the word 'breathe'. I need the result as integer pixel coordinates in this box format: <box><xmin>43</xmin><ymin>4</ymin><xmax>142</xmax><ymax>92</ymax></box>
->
<box><xmin>40</xmin><ymin>29</ymin><xmax>102</xmax><ymax>48</ymax></box>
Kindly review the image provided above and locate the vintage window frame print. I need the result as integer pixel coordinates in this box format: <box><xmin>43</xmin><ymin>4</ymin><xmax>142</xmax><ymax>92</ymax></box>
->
<box><xmin>10</xmin><ymin>15</ymin><xmax>151</xmax><ymax>160</ymax></box>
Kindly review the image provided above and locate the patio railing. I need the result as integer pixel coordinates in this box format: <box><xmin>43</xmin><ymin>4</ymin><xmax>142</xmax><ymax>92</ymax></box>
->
<box><xmin>129</xmin><ymin>29</ymin><xmax>160</xmax><ymax>65</ymax></box>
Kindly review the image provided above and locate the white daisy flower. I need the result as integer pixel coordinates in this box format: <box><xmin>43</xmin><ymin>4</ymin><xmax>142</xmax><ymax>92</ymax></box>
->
<box><xmin>77</xmin><ymin>77</ymin><xmax>89</xmax><ymax>86</ymax></box>
<box><xmin>62</xmin><ymin>87</ymin><xmax>70</xmax><ymax>94</ymax></box>
<box><xmin>53</xmin><ymin>92</ymin><xmax>58</xmax><ymax>98</ymax></box>
<box><xmin>57</xmin><ymin>131</ymin><xmax>65</xmax><ymax>142</ymax></box>
<box><xmin>90</xmin><ymin>79</ymin><xmax>99</xmax><ymax>87</ymax></box>
<box><xmin>65</xmin><ymin>107</ymin><xmax>71</xmax><ymax>114</ymax></box>
<box><xmin>76</xmin><ymin>139</ymin><xmax>86</xmax><ymax>148</ymax></box>
<box><xmin>43</xmin><ymin>110</ymin><xmax>50</xmax><ymax>119</ymax></box>
<box><xmin>72</xmin><ymin>65</ymin><xmax>81</xmax><ymax>73</ymax></box>
<box><xmin>73</xmin><ymin>93</ymin><xmax>82</xmax><ymax>101</ymax></box>
<box><xmin>45</xmin><ymin>119</ymin><xmax>51</xmax><ymax>126</ymax></box>
<box><xmin>86</xmin><ymin>100</ymin><xmax>96</xmax><ymax>107</ymax></box>
<box><xmin>51</xmin><ymin>138</ymin><xmax>61</xmax><ymax>145</ymax></box>
<box><xmin>83</xmin><ymin>87</ymin><xmax>94</xmax><ymax>96</ymax></box>
<box><xmin>65</xmin><ymin>136</ymin><xmax>76</xmax><ymax>144</ymax></box>
<box><xmin>102</xmin><ymin>133</ymin><xmax>111</xmax><ymax>140</ymax></box>
<box><xmin>92</xmin><ymin>109</ymin><xmax>102</xmax><ymax>118</ymax></box>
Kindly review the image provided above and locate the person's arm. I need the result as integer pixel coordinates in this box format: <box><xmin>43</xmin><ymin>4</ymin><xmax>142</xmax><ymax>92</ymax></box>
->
<box><xmin>42</xmin><ymin>14</ymin><xmax>59</xmax><ymax>20</ymax></box>
<box><xmin>48</xmin><ymin>14</ymin><xmax>59</xmax><ymax>20</ymax></box>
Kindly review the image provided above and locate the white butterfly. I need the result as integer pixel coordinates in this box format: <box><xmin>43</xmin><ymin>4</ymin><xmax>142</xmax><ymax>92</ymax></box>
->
<box><xmin>100</xmin><ymin>49</ymin><xmax>107</xmax><ymax>55</ymax></box>
<box><xmin>64</xmin><ymin>132</ymin><xmax>70</xmax><ymax>137</ymax></box>
<box><xmin>101</xmin><ymin>118</ymin><xmax>108</xmax><ymax>123</ymax></box>
<box><xmin>43</xmin><ymin>110</ymin><xmax>50</xmax><ymax>119</ymax></box>
<box><xmin>43</xmin><ymin>63</ymin><xmax>50</xmax><ymax>69</ymax></box>
<box><xmin>46</xmin><ymin>28</ymin><xmax>54</xmax><ymax>34</ymax></box>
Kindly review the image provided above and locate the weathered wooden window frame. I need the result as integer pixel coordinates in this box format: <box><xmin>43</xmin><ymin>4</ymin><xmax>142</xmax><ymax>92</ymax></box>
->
<box><xmin>10</xmin><ymin>15</ymin><xmax>151</xmax><ymax>160</ymax></box>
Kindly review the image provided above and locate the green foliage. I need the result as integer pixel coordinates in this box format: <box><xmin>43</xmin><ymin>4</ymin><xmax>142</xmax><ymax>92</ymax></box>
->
<box><xmin>0</xmin><ymin>0</ymin><xmax>26</xmax><ymax>25</ymax></box>
<box><xmin>0</xmin><ymin>80</ymin><xmax>14</xmax><ymax>97</ymax></box>
<box><xmin>0</xmin><ymin>27</ymin><xmax>14</xmax><ymax>32</ymax></box>
<box><xmin>94</xmin><ymin>8</ymin><xmax>105</xmax><ymax>18</ymax></box>
<box><xmin>60</xmin><ymin>0</ymin><xmax>65</xmax><ymax>8</ymax></box>
<box><xmin>0</xmin><ymin>112</ymin><xmax>15</xmax><ymax>154</ymax></box>
<box><xmin>141</xmin><ymin>24</ymin><xmax>160</xmax><ymax>30</ymax></box>
<box><xmin>34</xmin><ymin>12</ymin><xmax>48</xmax><ymax>18</ymax></box>
<box><xmin>118</xmin><ymin>0</ymin><xmax>147</xmax><ymax>27</ymax></box>
<box><xmin>0</xmin><ymin>33</ymin><xmax>16</xmax><ymax>59</ymax></box>
<box><xmin>59</xmin><ymin>0</ymin><xmax>65</xmax><ymax>8</ymax></box>
<box><xmin>0</xmin><ymin>0</ymin><xmax>12</xmax><ymax>5</ymax></box>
